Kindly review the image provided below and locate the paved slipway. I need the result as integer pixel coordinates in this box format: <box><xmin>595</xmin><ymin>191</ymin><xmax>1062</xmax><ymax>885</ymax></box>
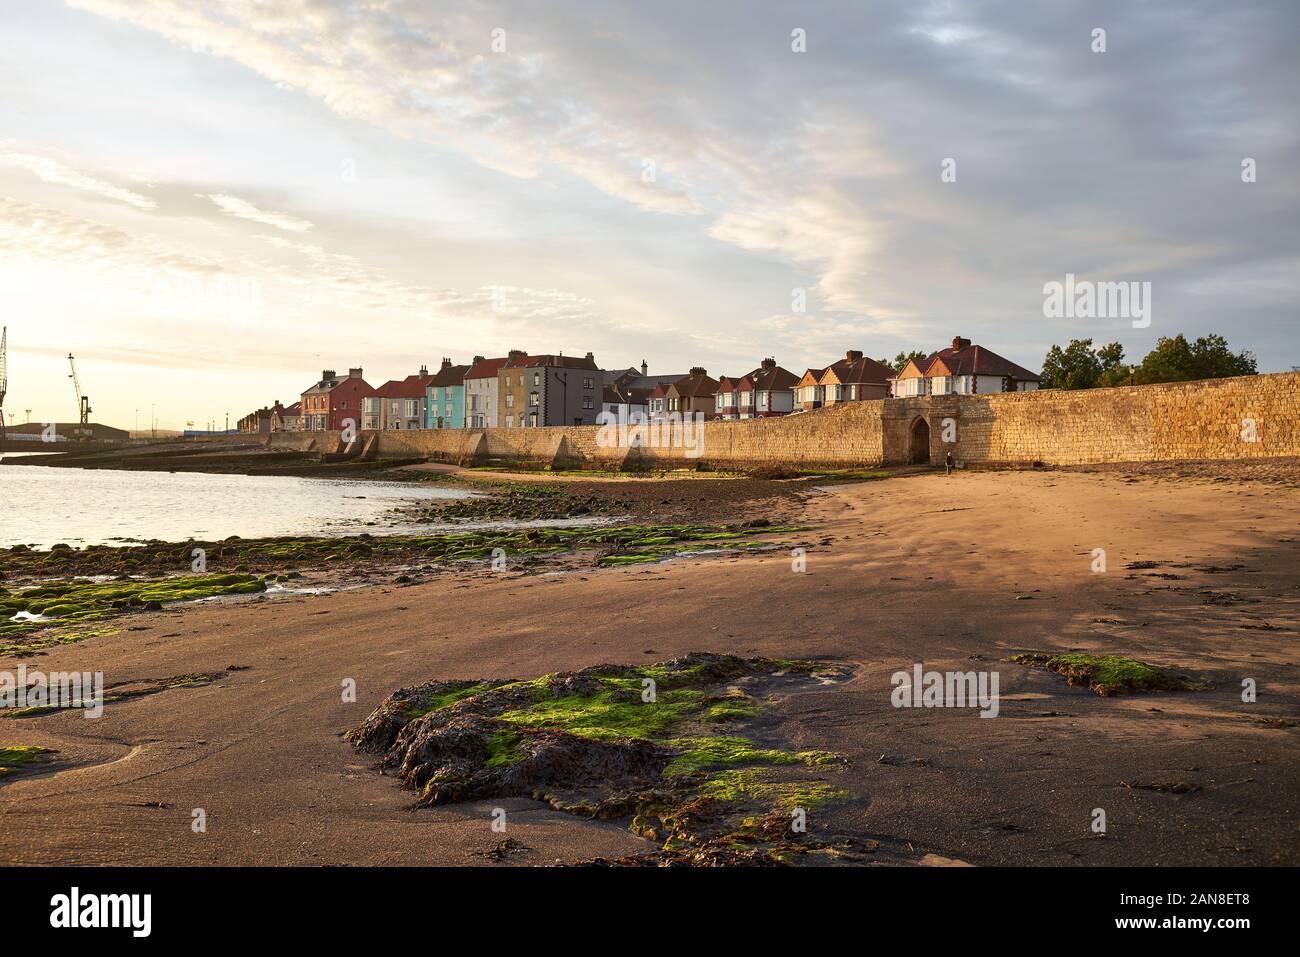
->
<box><xmin>2</xmin><ymin>471</ymin><xmax>1297</xmax><ymax>866</ymax></box>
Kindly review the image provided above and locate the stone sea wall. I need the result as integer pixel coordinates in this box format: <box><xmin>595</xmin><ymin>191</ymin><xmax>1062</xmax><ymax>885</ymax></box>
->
<box><xmin>259</xmin><ymin>371</ymin><xmax>1300</xmax><ymax>469</ymax></box>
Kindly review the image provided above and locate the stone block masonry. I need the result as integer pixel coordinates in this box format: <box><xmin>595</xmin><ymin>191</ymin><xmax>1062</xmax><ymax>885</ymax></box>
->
<box><xmin>261</xmin><ymin>372</ymin><xmax>1300</xmax><ymax>469</ymax></box>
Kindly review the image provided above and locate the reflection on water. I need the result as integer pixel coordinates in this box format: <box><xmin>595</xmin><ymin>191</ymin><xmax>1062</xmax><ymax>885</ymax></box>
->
<box><xmin>0</xmin><ymin>464</ymin><xmax>477</xmax><ymax>548</ymax></box>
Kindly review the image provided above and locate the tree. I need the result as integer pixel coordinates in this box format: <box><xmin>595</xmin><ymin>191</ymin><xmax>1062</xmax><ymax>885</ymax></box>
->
<box><xmin>1039</xmin><ymin>339</ymin><xmax>1126</xmax><ymax>390</ymax></box>
<box><xmin>1131</xmin><ymin>334</ymin><xmax>1256</xmax><ymax>384</ymax></box>
<box><xmin>878</xmin><ymin>350</ymin><xmax>929</xmax><ymax>371</ymax></box>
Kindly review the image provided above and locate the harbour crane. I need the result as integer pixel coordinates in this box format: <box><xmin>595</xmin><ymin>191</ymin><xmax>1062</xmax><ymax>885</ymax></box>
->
<box><xmin>67</xmin><ymin>352</ymin><xmax>91</xmax><ymax>438</ymax></box>
<box><xmin>0</xmin><ymin>326</ymin><xmax>7</xmax><ymax>440</ymax></box>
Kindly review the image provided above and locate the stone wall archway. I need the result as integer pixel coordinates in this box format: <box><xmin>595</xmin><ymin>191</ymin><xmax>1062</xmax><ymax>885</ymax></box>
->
<box><xmin>909</xmin><ymin>417</ymin><xmax>931</xmax><ymax>464</ymax></box>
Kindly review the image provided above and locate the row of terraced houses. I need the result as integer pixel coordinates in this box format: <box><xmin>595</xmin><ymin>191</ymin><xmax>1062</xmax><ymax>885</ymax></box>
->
<box><xmin>237</xmin><ymin>337</ymin><xmax>1040</xmax><ymax>434</ymax></box>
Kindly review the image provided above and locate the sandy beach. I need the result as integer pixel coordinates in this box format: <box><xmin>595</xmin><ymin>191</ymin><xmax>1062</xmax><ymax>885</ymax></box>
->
<box><xmin>2</xmin><ymin>468</ymin><xmax>1297</xmax><ymax>866</ymax></box>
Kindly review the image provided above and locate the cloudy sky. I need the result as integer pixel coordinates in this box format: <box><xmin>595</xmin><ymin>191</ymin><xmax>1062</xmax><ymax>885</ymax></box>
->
<box><xmin>1</xmin><ymin>0</ymin><xmax>1295</xmax><ymax>430</ymax></box>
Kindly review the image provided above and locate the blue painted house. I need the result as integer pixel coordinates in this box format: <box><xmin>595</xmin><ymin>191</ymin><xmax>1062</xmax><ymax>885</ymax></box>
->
<box><xmin>426</xmin><ymin>357</ymin><xmax>472</xmax><ymax>428</ymax></box>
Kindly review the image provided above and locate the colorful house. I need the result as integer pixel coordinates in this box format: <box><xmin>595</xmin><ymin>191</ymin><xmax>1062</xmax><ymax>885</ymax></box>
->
<box><xmin>426</xmin><ymin>358</ymin><xmax>472</xmax><ymax>428</ymax></box>
<box><xmin>498</xmin><ymin>352</ymin><xmax>602</xmax><ymax>427</ymax></box>
<box><xmin>365</xmin><ymin>366</ymin><xmax>435</xmax><ymax>430</ymax></box>
<box><xmin>300</xmin><ymin>368</ymin><xmax>375</xmax><ymax>432</ymax></box>
<box><xmin>464</xmin><ymin>354</ymin><xmax>512</xmax><ymax>429</ymax></box>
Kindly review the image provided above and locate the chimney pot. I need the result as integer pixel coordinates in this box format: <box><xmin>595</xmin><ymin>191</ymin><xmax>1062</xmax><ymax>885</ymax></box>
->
<box><xmin>440</xmin><ymin>357</ymin><xmax>452</xmax><ymax>369</ymax></box>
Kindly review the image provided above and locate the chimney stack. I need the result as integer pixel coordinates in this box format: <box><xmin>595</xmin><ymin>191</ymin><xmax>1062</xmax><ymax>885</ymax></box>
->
<box><xmin>473</xmin><ymin>355</ymin><xmax>485</xmax><ymax>365</ymax></box>
<box><xmin>440</xmin><ymin>357</ymin><xmax>452</xmax><ymax>369</ymax></box>
<box><xmin>640</xmin><ymin>359</ymin><xmax>648</xmax><ymax>376</ymax></box>
<box><xmin>347</xmin><ymin>367</ymin><xmax>362</xmax><ymax>378</ymax></box>
<box><xmin>761</xmin><ymin>357</ymin><xmax>776</xmax><ymax>370</ymax></box>
<box><xmin>419</xmin><ymin>364</ymin><xmax>428</xmax><ymax>375</ymax></box>
<box><xmin>585</xmin><ymin>351</ymin><xmax>594</xmax><ymax>361</ymax></box>
<box><xmin>322</xmin><ymin>369</ymin><xmax>336</xmax><ymax>381</ymax></box>
<box><xmin>952</xmin><ymin>337</ymin><xmax>971</xmax><ymax>351</ymax></box>
<box><xmin>508</xmin><ymin>349</ymin><xmax>527</xmax><ymax>360</ymax></box>
<box><xmin>689</xmin><ymin>366</ymin><xmax>706</xmax><ymax>376</ymax></box>
<box><xmin>846</xmin><ymin>350</ymin><xmax>863</xmax><ymax>361</ymax></box>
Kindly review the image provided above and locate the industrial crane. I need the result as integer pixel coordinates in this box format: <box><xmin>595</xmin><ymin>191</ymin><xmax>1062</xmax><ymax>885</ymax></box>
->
<box><xmin>67</xmin><ymin>352</ymin><xmax>91</xmax><ymax>438</ymax></box>
<box><xmin>0</xmin><ymin>326</ymin><xmax>7</xmax><ymax>440</ymax></box>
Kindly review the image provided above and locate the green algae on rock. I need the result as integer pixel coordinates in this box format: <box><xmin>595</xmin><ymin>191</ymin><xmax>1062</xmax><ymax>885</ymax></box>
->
<box><xmin>0</xmin><ymin>524</ymin><xmax>805</xmax><ymax>582</ymax></box>
<box><xmin>348</xmin><ymin>653</ymin><xmax>860</xmax><ymax>864</ymax></box>
<box><xmin>1012</xmin><ymin>652</ymin><xmax>1212</xmax><ymax>696</ymax></box>
<box><xmin>0</xmin><ymin>574</ymin><xmax>264</xmax><ymax>656</ymax></box>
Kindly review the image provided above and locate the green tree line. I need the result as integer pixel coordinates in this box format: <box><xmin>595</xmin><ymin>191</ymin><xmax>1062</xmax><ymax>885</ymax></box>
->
<box><xmin>1040</xmin><ymin>334</ymin><xmax>1257</xmax><ymax>390</ymax></box>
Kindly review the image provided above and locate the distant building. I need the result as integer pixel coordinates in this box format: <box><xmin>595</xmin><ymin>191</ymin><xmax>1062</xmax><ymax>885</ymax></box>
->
<box><xmin>427</xmin><ymin>358</ymin><xmax>472</xmax><ymax>428</ymax></box>
<box><xmin>663</xmin><ymin>367</ymin><xmax>719</xmax><ymax>419</ymax></box>
<box><xmin>892</xmin><ymin>337</ymin><xmax>1041</xmax><ymax>397</ymax></box>
<box><xmin>600</xmin><ymin>383</ymin><xmax>650</xmax><ymax>420</ymax></box>
<box><xmin>237</xmin><ymin>402</ymin><xmax>285</xmax><ymax>434</ymax></box>
<box><xmin>300</xmin><ymin>368</ymin><xmax>375</xmax><ymax>431</ymax></box>
<box><xmin>716</xmin><ymin>358</ymin><xmax>799</xmax><ymax>419</ymax></box>
<box><xmin>464</xmin><ymin>354</ymin><xmax>513</xmax><ymax>429</ymax></box>
<box><xmin>797</xmin><ymin>351</ymin><xmax>894</xmax><ymax>410</ymax></box>
<box><xmin>273</xmin><ymin>401</ymin><xmax>302</xmax><ymax>432</ymax></box>
<box><xmin>499</xmin><ymin>352</ymin><xmax>602</xmax><ymax>427</ymax></box>
<box><xmin>366</xmin><ymin>366</ymin><xmax>435</xmax><ymax>430</ymax></box>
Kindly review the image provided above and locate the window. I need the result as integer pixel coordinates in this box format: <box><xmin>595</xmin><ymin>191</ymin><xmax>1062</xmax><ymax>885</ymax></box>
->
<box><xmin>582</xmin><ymin>377</ymin><xmax>593</xmax><ymax>390</ymax></box>
<box><xmin>582</xmin><ymin>396</ymin><xmax>593</xmax><ymax>410</ymax></box>
<box><xmin>533</xmin><ymin>372</ymin><xmax>541</xmax><ymax>386</ymax></box>
<box><xmin>505</xmin><ymin>393</ymin><xmax>514</xmax><ymax>407</ymax></box>
<box><xmin>529</xmin><ymin>391</ymin><xmax>539</xmax><ymax>407</ymax></box>
<box><xmin>506</xmin><ymin>415</ymin><xmax>513</xmax><ymax>428</ymax></box>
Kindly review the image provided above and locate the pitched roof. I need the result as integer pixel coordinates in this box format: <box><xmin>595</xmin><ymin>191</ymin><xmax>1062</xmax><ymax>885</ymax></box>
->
<box><xmin>508</xmin><ymin>354</ymin><xmax>600</xmax><ymax>371</ymax></box>
<box><xmin>375</xmin><ymin>372</ymin><xmax>434</xmax><ymax>398</ymax></box>
<box><xmin>716</xmin><ymin>374</ymin><xmax>753</xmax><ymax>394</ymax></box>
<box><xmin>746</xmin><ymin>363</ymin><xmax>800</xmax><ymax>392</ymax></box>
<box><xmin>798</xmin><ymin>367</ymin><xmax>829</xmax><ymax>388</ymax></box>
<box><xmin>465</xmin><ymin>356</ymin><xmax>510</xmax><ymax>381</ymax></box>
<box><xmin>429</xmin><ymin>362</ymin><xmax>471</xmax><ymax>388</ymax></box>
<box><xmin>619</xmin><ymin>374</ymin><xmax>688</xmax><ymax>391</ymax></box>
<box><xmin>667</xmin><ymin>370</ymin><xmax>719</xmax><ymax>399</ymax></box>
<box><xmin>820</xmin><ymin>353</ymin><xmax>895</xmax><ymax>386</ymax></box>
<box><xmin>923</xmin><ymin>343</ymin><xmax>1040</xmax><ymax>381</ymax></box>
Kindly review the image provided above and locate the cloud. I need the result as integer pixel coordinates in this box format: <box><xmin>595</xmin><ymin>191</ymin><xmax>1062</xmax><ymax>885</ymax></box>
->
<box><xmin>0</xmin><ymin>147</ymin><xmax>157</xmax><ymax>210</ymax></box>
<box><xmin>204</xmin><ymin>193</ymin><xmax>313</xmax><ymax>232</ymax></box>
<box><xmin>33</xmin><ymin>0</ymin><xmax>1300</xmax><ymax>376</ymax></box>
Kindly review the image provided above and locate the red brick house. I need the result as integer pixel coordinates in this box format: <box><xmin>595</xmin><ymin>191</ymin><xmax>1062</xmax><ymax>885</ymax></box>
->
<box><xmin>301</xmin><ymin>368</ymin><xmax>375</xmax><ymax>432</ymax></box>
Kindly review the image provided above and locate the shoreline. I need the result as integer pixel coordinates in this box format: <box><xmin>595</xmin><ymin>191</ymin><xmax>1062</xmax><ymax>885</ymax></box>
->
<box><xmin>1</xmin><ymin>467</ymin><xmax>1297</xmax><ymax>865</ymax></box>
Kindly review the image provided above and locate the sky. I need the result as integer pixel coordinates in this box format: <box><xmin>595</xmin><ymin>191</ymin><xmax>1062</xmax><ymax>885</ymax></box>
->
<box><xmin>0</xmin><ymin>0</ymin><xmax>1296</xmax><ymax>431</ymax></box>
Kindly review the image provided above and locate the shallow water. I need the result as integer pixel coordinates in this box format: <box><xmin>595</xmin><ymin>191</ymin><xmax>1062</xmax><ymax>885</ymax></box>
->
<box><xmin>0</xmin><ymin>463</ymin><xmax>477</xmax><ymax>548</ymax></box>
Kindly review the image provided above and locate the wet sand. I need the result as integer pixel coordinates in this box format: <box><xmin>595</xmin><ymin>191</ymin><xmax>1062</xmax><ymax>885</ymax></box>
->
<box><xmin>2</xmin><ymin>469</ymin><xmax>1297</xmax><ymax>866</ymax></box>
